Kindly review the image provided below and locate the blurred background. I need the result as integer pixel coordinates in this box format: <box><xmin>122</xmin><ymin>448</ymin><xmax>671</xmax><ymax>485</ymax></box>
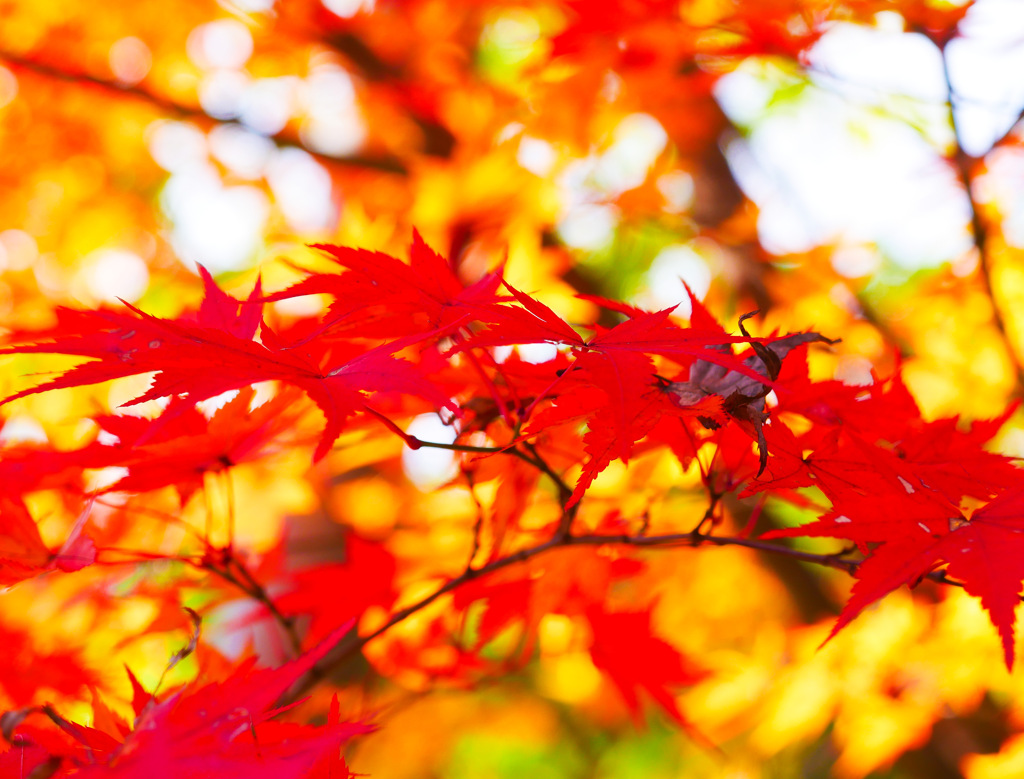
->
<box><xmin>3</xmin><ymin>0</ymin><xmax>1024</xmax><ymax>776</ymax></box>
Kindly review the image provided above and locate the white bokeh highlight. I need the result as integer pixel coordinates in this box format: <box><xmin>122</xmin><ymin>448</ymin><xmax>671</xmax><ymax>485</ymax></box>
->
<box><xmin>714</xmin><ymin>0</ymin><xmax>1024</xmax><ymax>269</ymax></box>
<box><xmin>162</xmin><ymin>163</ymin><xmax>270</xmax><ymax>272</ymax></box>
<box><xmin>642</xmin><ymin>244</ymin><xmax>713</xmax><ymax>317</ymax></box>
<box><xmin>0</xmin><ymin>229</ymin><xmax>38</xmax><ymax>270</ymax></box>
<box><xmin>299</xmin><ymin>66</ymin><xmax>366</xmax><ymax>157</ymax></box>
<box><xmin>323</xmin><ymin>0</ymin><xmax>375</xmax><ymax>18</ymax></box>
<box><xmin>84</xmin><ymin>249</ymin><xmax>150</xmax><ymax>302</ymax></box>
<box><xmin>109</xmin><ymin>37</ymin><xmax>152</xmax><ymax>85</ymax></box>
<box><xmin>209</xmin><ymin>124</ymin><xmax>275</xmax><ymax>180</ymax></box>
<box><xmin>187</xmin><ymin>20</ymin><xmax>254</xmax><ymax>70</ymax></box>
<box><xmin>266</xmin><ymin>148</ymin><xmax>335</xmax><ymax>233</ymax></box>
<box><xmin>402</xmin><ymin>414</ymin><xmax>460</xmax><ymax>491</ymax></box>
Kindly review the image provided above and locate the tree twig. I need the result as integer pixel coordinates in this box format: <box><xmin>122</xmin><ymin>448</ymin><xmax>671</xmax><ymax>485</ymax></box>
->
<box><xmin>941</xmin><ymin>43</ymin><xmax>1024</xmax><ymax>395</ymax></box>
<box><xmin>202</xmin><ymin>553</ymin><xmax>303</xmax><ymax>657</ymax></box>
<box><xmin>0</xmin><ymin>49</ymin><xmax>408</xmax><ymax>175</ymax></box>
<box><xmin>516</xmin><ymin>441</ymin><xmax>578</xmax><ymax>537</ymax></box>
<box><xmin>281</xmin><ymin>522</ymin><xmax>972</xmax><ymax>704</ymax></box>
<box><xmin>463</xmin><ymin>468</ymin><xmax>485</xmax><ymax>573</ymax></box>
<box><xmin>408</xmin><ymin>437</ymin><xmax>505</xmax><ymax>454</ymax></box>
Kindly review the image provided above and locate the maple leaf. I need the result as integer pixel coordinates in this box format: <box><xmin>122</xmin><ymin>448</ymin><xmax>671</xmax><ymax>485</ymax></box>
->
<box><xmin>0</xmin><ymin>306</ymin><xmax>180</xmax><ymax>402</ymax></box>
<box><xmin>748</xmin><ymin>423</ymin><xmax>908</xmax><ymax>502</ymax></box>
<box><xmin>0</xmin><ymin>499</ymin><xmax>95</xmax><ymax>585</ymax></box>
<box><xmin>566</xmin><ymin>387</ymin><xmax>724</xmax><ymax>508</ymax></box>
<box><xmin>288</xmin><ymin>338</ymin><xmax>457</xmax><ymax>460</ymax></box>
<box><xmin>481</xmin><ymin>294</ymin><xmax>758</xmax><ymax>384</ymax></box>
<box><xmin>0</xmin><ymin>269</ymin><xmax>455</xmax><ymax>461</ymax></box>
<box><xmin>276</xmin><ymin>535</ymin><xmax>397</xmax><ymax>645</ymax></box>
<box><xmin>194</xmin><ymin>265</ymin><xmax>264</xmax><ymax>339</ymax></box>
<box><xmin>769</xmin><ymin>484</ymin><xmax>1024</xmax><ymax>670</ymax></box>
<box><xmin>575</xmin><ymin>347</ymin><xmax>658</xmax><ymax>463</ymax></box>
<box><xmin>265</xmin><ymin>230</ymin><xmax>504</xmax><ymax>341</ymax></box>
<box><xmin>3</xmin><ymin>625</ymin><xmax>372</xmax><ymax>778</ymax></box>
<box><xmin>667</xmin><ymin>316</ymin><xmax>836</xmax><ymax>476</ymax></box>
<box><xmin>587</xmin><ymin>606</ymin><xmax>707</xmax><ymax>726</ymax></box>
<box><xmin>482</xmin><ymin>292</ymin><xmax>768</xmax><ymax>506</ymax></box>
<box><xmin>304</xmin><ymin>695</ymin><xmax>357</xmax><ymax>779</ymax></box>
<box><xmin>751</xmin><ymin>381</ymin><xmax>1020</xmax><ymax>520</ymax></box>
<box><xmin>454</xmin><ymin>549</ymin><xmax>646</xmax><ymax>657</ymax></box>
<box><xmin>0</xmin><ymin>425</ymin><xmax>94</xmax><ymax>501</ymax></box>
<box><xmin>944</xmin><ymin>490</ymin><xmax>1024</xmax><ymax>669</ymax></box>
<box><xmin>93</xmin><ymin>387</ymin><xmax>310</xmax><ymax>501</ymax></box>
<box><xmin>517</xmin><ymin>363</ymin><xmax>723</xmax><ymax>509</ymax></box>
<box><xmin>557</xmin><ymin>295</ymin><xmax>831</xmax><ymax>492</ymax></box>
<box><xmin>768</xmin><ymin>360</ymin><xmax>1021</xmax><ymax>502</ymax></box>
<box><xmin>0</xmin><ymin>499</ymin><xmax>53</xmax><ymax>585</ymax></box>
<box><xmin>467</xmin><ymin>285</ymin><xmax>755</xmax><ymax>406</ymax></box>
<box><xmin>892</xmin><ymin>413</ymin><xmax>1022</xmax><ymax>503</ymax></box>
<box><xmin>582</xmin><ymin>303</ymin><xmax>747</xmax><ymax>369</ymax></box>
<box><xmin>851</xmin><ymin>379</ymin><xmax>1023</xmax><ymax>503</ymax></box>
<box><xmin>0</xmin><ymin>621</ymin><xmax>100</xmax><ymax>707</ymax></box>
<box><xmin>463</xmin><ymin>279</ymin><xmax>585</xmax><ymax>350</ymax></box>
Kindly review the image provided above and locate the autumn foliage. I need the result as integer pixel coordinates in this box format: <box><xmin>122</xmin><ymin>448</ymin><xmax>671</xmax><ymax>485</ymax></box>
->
<box><xmin>3</xmin><ymin>0</ymin><xmax>1024</xmax><ymax>777</ymax></box>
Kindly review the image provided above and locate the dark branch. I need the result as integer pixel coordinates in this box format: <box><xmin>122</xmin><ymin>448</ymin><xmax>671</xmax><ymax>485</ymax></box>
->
<box><xmin>0</xmin><ymin>50</ymin><xmax>408</xmax><ymax>174</ymax></box>
<box><xmin>941</xmin><ymin>44</ymin><xmax>1024</xmax><ymax>396</ymax></box>
<box><xmin>281</xmin><ymin>523</ymin><xmax>971</xmax><ymax>704</ymax></box>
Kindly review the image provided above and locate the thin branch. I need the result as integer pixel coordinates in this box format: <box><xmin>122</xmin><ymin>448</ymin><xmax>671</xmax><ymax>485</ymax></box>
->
<box><xmin>281</xmin><ymin>523</ymin><xmax>973</xmax><ymax>704</ymax></box>
<box><xmin>224</xmin><ymin>470</ymin><xmax>235</xmax><ymax>555</ymax></box>
<box><xmin>941</xmin><ymin>44</ymin><xmax>1024</xmax><ymax>395</ymax></box>
<box><xmin>853</xmin><ymin>291</ymin><xmax>916</xmax><ymax>358</ymax></box>
<box><xmin>516</xmin><ymin>443</ymin><xmax>572</xmax><ymax>499</ymax></box>
<box><xmin>409</xmin><ymin>437</ymin><xmax>506</xmax><ymax>454</ymax></box>
<box><xmin>463</xmin><ymin>469</ymin><xmax>485</xmax><ymax>573</ymax></box>
<box><xmin>282</xmin><ymin>534</ymin><xmax>564</xmax><ymax>701</ymax></box>
<box><xmin>517</xmin><ymin>442</ymin><xmax>578</xmax><ymax>537</ymax></box>
<box><xmin>411</xmin><ymin>436</ymin><xmax>577</xmax><ymax>532</ymax></box>
<box><xmin>0</xmin><ymin>50</ymin><xmax>408</xmax><ymax>174</ymax></box>
<box><xmin>204</xmin><ymin>555</ymin><xmax>303</xmax><ymax>657</ymax></box>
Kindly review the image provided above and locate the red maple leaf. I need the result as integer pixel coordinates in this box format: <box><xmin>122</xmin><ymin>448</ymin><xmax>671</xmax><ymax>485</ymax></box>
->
<box><xmin>276</xmin><ymin>535</ymin><xmax>397</xmax><ymax>645</ymax></box>
<box><xmin>453</xmin><ymin>549</ymin><xmax>646</xmax><ymax>657</ymax></box>
<box><xmin>265</xmin><ymin>230</ymin><xmax>503</xmax><ymax>341</ymax></box>
<box><xmin>1</xmin><ymin>268</ymin><xmax>455</xmax><ymax>460</ymax></box>
<box><xmin>3</xmin><ymin>625</ymin><xmax>372</xmax><ymax>778</ymax></box>
<box><xmin>587</xmin><ymin>606</ymin><xmax>707</xmax><ymax>725</ymax></box>
<box><xmin>194</xmin><ymin>265</ymin><xmax>264</xmax><ymax>339</ymax></box>
<box><xmin>0</xmin><ymin>621</ymin><xmax>100</xmax><ymax>707</ymax></box>
<box><xmin>0</xmin><ymin>498</ymin><xmax>95</xmax><ymax>585</ymax></box>
<box><xmin>768</xmin><ymin>485</ymin><xmax>1024</xmax><ymax>670</ymax></box>
<box><xmin>462</xmin><ymin>279</ymin><xmax>585</xmax><ymax>350</ymax></box>
<box><xmin>748</xmin><ymin>423</ymin><xmax>908</xmax><ymax>501</ymax></box>
<box><xmin>767</xmin><ymin>362</ymin><xmax>1020</xmax><ymax>502</ymax></box>
<box><xmin>92</xmin><ymin>387</ymin><xmax>310</xmax><ymax>501</ymax></box>
<box><xmin>472</xmin><ymin>290</ymin><xmax>776</xmax><ymax>505</ymax></box>
<box><xmin>566</xmin><ymin>386</ymin><xmax>724</xmax><ymax>508</ymax></box>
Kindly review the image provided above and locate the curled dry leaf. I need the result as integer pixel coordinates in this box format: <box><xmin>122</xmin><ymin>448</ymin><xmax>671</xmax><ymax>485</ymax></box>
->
<box><xmin>666</xmin><ymin>313</ymin><xmax>838</xmax><ymax>474</ymax></box>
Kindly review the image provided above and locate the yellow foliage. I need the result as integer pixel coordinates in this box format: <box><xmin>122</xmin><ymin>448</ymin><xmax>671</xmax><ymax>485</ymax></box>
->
<box><xmin>3</xmin><ymin>0</ymin><xmax>1024</xmax><ymax>776</ymax></box>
